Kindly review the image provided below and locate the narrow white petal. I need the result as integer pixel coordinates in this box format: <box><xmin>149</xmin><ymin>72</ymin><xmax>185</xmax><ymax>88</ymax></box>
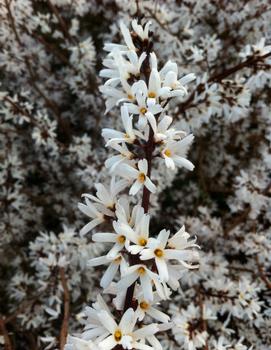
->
<box><xmin>140</xmin><ymin>274</ymin><xmax>153</xmax><ymax>302</ymax></box>
<box><xmin>97</xmin><ymin>311</ymin><xmax>117</xmax><ymax>333</ymax></box>
<box><xmin>144</xmin><ymin>177</ymin><xmax>156</xmax><ymax>193</ymax></box>
<box><xmin>157</xmin><ymin>229</ymin><xmax>170</xmax><ymax>248</ymax></box>
<box><xmin>101</xmin><ymin>262</ymin><xmax>119</xmax><ymax>289</ymax></box>
<box><xmin>119</xmin><ymin>308</ymin><xmax>136</xmax><ymax>333</ymax></box>
<box><xmin>173</xmin><ymin>156</ymin><xmax>194</xmax><ymax>171</ymax></box>
<box><xmin>98</xmin><ymin>335</ymin><xmax>116</xmax><ymax>350</ymax></box>
<box><xmin>88</xmin><ymin>256</ymin><xmax>109</xmax><ymax>267</ymax></box>
<box><xmin>147</xmin><ymin>307</ymin><xmax>170</xmax><ymax>323</ymax></box>
<box><xmin>129</xmin><ymin>180</ymin><xmax>142</xmax><ymax>195</ymax></box>
<box><xmin>92</xmin><ymin>233</ymin><xmax>116</xmax><ymax>243</ymax></box>
<box><xmin>133</xmin><ymin>324</ymin><xmax>158</xmax><ymax>339</ymax></box>
<box><xmin>116</xmin><ymin>271</ymin><xmax>138</xmax><ymax>290</ymax></box>
<box><xmin>155</xmin><ymin>258</ymin><xmax>169</xmax><ymax>282</ymax></box>
<box><xmin>138</xmin><ymin>159</ymin><xmax>148</xmax><ymax>174</ymax></box>
<box><xmin>80</xmin><ymin>218</ymin><xmax>103</xmax><ymax>235</ymax></box>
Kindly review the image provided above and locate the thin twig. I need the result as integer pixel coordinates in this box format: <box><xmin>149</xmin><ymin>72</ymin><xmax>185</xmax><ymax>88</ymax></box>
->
<box><xmin>0</xmin><ymin>318</ymin><xmax>13</xmax><ymax>350</ymax></box>
<box><xmin>4</xmin><ymin>0</ymin><xmax>63</xmax><ymax>123</ymax></box>
<box><xmin>178</xmin><ymin>51</ymin><xmax>271</xmax><ymax>113</ymax></box>
<box><xmin>224</xmin><ymin>181</ymin><xmax>271</xmax><ymax>236</ymax></box>
<box><xmin>198</xmin><ymin>292</ymin><xmax>209</xmax><ymax>350</ymax></box>
<box><xmin>59</xmin><ymin>267</ymin><xmax>70</xmax><ymax>350</ymax></box>
<box><xmin>47</xmin><ymin>0</ymin><xmax>76</xmax><ymax>44</ymax></box>
<box><xmin>256</xmin><ymin>256</ymin><xmax>271</xmax><ymax>290</ymax></box>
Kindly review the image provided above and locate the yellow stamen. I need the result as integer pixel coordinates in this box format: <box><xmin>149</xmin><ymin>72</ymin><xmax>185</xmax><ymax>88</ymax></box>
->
<box><xmin>114</xmin><ymin>256</ymin><xmax>122</xmax><ymax>263</ymax></box>
<box><xmin>154</xmin><ymin>248</ymin><xmax>164</xmax><ymax>258</ymax></box>
<box><xmin>138</xmin><ymin>237</ymin><xmax>147</xmax><ymax>246</ymax></box>
<box><xmin>148</xmin><ymin>91</ymin><xmax>156</xmax><ymax>98</ymax></box>
<box><xmin>140</xmin><ymin>107</ymin><xmax>147</xmax><ymax>115</ymax></box>
<box><xmin>140</xmin><ymin>301</ymin><xmax>150</xmax><ymax>310</ymax></box>
<box><xmin>137</xmin><ymin>266</ymin><xmax>146</xmax><ymax>275</ymax></box>
<box><xmin>117</xmin><ymin>235</ymin><xmax>126</xmax><ymax>244</ymax></box>
<box><xmin>138</xmin><ymin>173</ymin><xmax>146</xmax><ymax>183</ymax></box>
<box><xmin>127</xmin><ymin>94</ymin><xmax>134</xmax><ymax>100</ymax></box>
<box><xmin>164</xmin><ymin>149</ymin><xmax>171</xmax><ymax>157</ymax></box>
<box><xmin>114</xmin><ymin>329</ymin><xmax>122</xmax><ymax>342</ymax></box>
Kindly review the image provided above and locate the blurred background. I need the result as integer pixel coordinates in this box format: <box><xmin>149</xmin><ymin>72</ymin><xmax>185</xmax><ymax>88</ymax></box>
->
<box><xmin>0</xmin><ymin>1</ymin><xmax>270</xmax><ymax>349</ymax></box>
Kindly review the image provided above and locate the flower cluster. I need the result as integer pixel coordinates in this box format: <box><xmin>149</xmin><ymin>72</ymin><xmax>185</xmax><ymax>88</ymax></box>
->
<box><xmin>68</xmin><ymin>19</ymin><xmax>199</xmax><ymax>349</ymax></box>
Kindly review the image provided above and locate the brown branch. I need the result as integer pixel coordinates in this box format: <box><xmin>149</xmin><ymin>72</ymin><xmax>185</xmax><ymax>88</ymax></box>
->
<box><xmin>178</xmin><ymin>51</ymin><xmax>271</xmax><ymax>113</ymax></box>
<box><xmin>0</xmin><ymin>318</ymin><xmax>13</xmax><ymax>350</ymax></box>
<box><xmin>210</xmin><ymin>51</ymin><xmax>271</xmax><ymax>82</ymax></box>
<box><xmin>59</xmin><ymin>267</ymin><xmax>70</xmax><ymax>350</ymax></box>
<box><xmin>224</xmin><ymin>181</ymin><xmax>271</xmax><ymax>236</ymax></box>
<box><xmin>4</xmin><ymin>96</ymin><xmax>32</xmax><ymax>119</ymax></box>
<box><xmin>47</xmin><ymin>0</ymin><xmax>76</xmax><ymax>44</ymax></box>
<box><xmin>31</xmin><ymin>32</ymin><xmax>70</xmax><ymax>66</ymax></box>
<box><xmin>198</xmin><ymin>292</ymin><xmax>209</xmax><ymax>350</ymax></box>
<box><xmin>224</xmin><ymin>206</ymin><xmax>250</xmax><ymax>237</ymax></box>
<box><xmin>4</xmin><ymin>0</ymin><xmax>63</xmax><ymax>123</ymax></box>
<box><xmin>256</xmin><ymin>256</ymin><xmax>271</xmax><ymax>290</ymax></box>
<box><xmin>4</xmin><ymin>298</ymin><xmax>39</xmax><ymax>325</ymax></box>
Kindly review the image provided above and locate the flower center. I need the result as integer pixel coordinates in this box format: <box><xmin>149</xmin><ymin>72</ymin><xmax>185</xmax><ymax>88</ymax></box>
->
<box><xmin>148</xmin><ymin>91</ymin><xmax>156</xmax><ymax>98</ymax></box>
<box><xmin>138</xmin><ymin>173</ymin><xmax>146</xmax><ymax>183</ymax></box>
<box><xmin>114</xmin><ymin>329</ymin><xmax>122</xmax><ymax>342</ymax></box>
<box><xmin>138</xmin><ymin>237</ymin><xmax>147</xmax><ymax>246</ymax></box>
<box><xmin>140</xmin><ymin>107</ymin><xmax>147</xmax><ymax>115</ymax></box>
<box><xmin>140</xmin><ymin>300</ymin><xmax>150</xmax><ymax>310</ymax></box>
<box><xmin>127</xmin><ymin>94</ymin><xmax>134</xmax><ymax>100</ymax></box>
<box><xmin>154</xmin><ymin>248</ymin><xmax>164</xmax><ymax>258</ymax></box>
<box><xmin>114</xmin><ymin>256</ymin><xmax>122</xmax><ymax>263</ymax></box>
<box><xmin>137</xmin><ymin>266</ymin><xmax>146</xmax><ymax>275</ymax></box>
<box><xmin>164</xmin><ymin>149</ymin><xmax>171</xmax><ymax>157</ymax></box>
<box><xmin>117</xmin><ymin>235</ymin><xmax>126</xmax><ymax>244</ymax></box>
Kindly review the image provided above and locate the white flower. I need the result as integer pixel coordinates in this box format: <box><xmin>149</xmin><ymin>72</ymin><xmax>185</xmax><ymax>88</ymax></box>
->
<box><xmin>102</xmin><ymin>105</ymin><xmax>136</xmax><ymax>145</ymax></box>
<box><xmin>115</xmin><ymin>199</ymin><xmax>144</xmax><ymax>227</ymax></box>
<box><xmin>88</xmin><ymin>254</ymin><xmax>128</xmax><ymax>289</ymax></box>
<box><xmin>152</xmin><ymin>115</ymin><xmax>187</xmax><ymax>142</ymax></box>
<box><xmin>98</xmin><ymin>307</ymin><xmax>159</xmax><ymax>350</ymax></box>
<box><xmin>240</xmin><ymin>38</ymin><xmax>271</xmax><ymax>58</ymax></box>
<box><xmin>92</xmin><ymin>220</ymin><xmax>130</xmax><ymax>258</ymax></box>
<box><xmin>145</xmin><ymin>67</ymin><xmax>171</xmax><ymax>104</ymax></box>
<box><xmin>120</xmin><ymin>213</ymin><xmax>151</xmax><ymax>254</ymax></box>
<box><xmin>76</xmin><ymin>295</ymin><xmax>111</xmax><ymax>341</ymax></box>
<box><xmin>78</xmin><ymin>199</ymin><xmax>109</xmax><ymax>236</ymax></box>
<box><xmin>116</xmin><ymin>264</ymin><xmax>164</xmax><ymax>302</ymax></box>
<box><xmin>69</xmin><ymin>37</ymin><xmax>96</xmax><ymax>70</ymax></box>
<box><xmin>135</xmin><ymin>291</ymin><xmax>170</xmax><ymax>323</ymax></box>
<box><xmin>120</xmin><ymin>159</ymin><xmax>156</xmax><ymax>195</ymax></box>
<box><xmin>140</xmin><ymin>229</ymin><xmax>198</xmax><ymax>282</ymax></box>
<box><xmin>131</xmin><ymin>19</ymin><xmax>152</xmax><ymax>41</ymax></box>
<box><xmin>125</xmin><ymin>80</ymin><xmax>163</xmax><ymax>129</ymax></box>
<box><xmin>82</xmin><ymin>177</ymin><xmax>127</xmax><ymax>210</ymax></box>
<box><xmin>161</xmin><ymin>134</ymin><xmax>195</xmax><ymax>171</ymax></box>
<box><xmin>120</xmin><ymin>21</ymin><xmax>136</xmax><ymax>51</ymax></box>
<box><xmin>162</xmin><ymin>72</ymin><xmax>196</xmax><ymax>98</ymax></box>
<box><xmin>105</xmin><ymin>142</ymin><xmax>134</xmax><ymax>172</ymax></box>
<box><xmin>171</xmin><ymin>304</ymin><xmax>208</xmax><ymax>350</ymax></box>
<box><xmin>167</xmin><ymin>225</ymin><xmax>198</xmax><ymax>250</ymax></box>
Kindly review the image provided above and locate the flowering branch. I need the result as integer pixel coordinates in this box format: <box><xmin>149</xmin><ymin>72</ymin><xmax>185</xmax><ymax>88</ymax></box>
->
<box><xmin>66</xmin><ymin>18</ymin><xmax>199</xmax><ymax>350</ymax></box>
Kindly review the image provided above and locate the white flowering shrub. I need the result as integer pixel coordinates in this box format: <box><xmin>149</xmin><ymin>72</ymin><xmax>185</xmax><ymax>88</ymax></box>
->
<box><xmin>0</xmin><ymin>1</ymin><xmax>270</xmax><ymax>350</ymax></box>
